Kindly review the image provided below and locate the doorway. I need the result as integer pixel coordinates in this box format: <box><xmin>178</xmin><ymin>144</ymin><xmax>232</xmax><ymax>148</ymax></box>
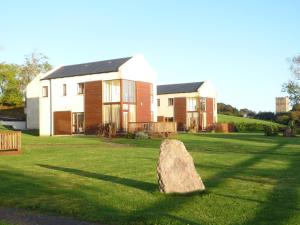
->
<box><xmin>72</xmin><ymin>112</ymin><xmax>84</xmax><ymax>134</ymax></box>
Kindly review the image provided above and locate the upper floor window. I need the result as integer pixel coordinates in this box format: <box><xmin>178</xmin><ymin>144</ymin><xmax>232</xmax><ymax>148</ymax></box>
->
<box><xmin>122</xmin><ymin>80</ymin><xmax>135</xmax><ymax>103</ymax></box>
<box><xmin>157</xmin><ymin>99</ymin><xmax>160</xmax><ymax>107</ymax></box>
<box><xmin>200</xmin><ymin>97</ymin><xmax>206</xmax><ymax>111</ymax></box>
<box><xmin>187</xmin><ymin>97</ymin><xmax>198</xmax><ymax>111</ymax></box>
<box><xmin>42</xmin><ymin>86</ymin><xmax>48</xmax><ymax>97</ymax></box>
<box><xmin>63</xmin><ymin>84</ymin><xmax>67</xmax><ymax>96</ymax></box>
<box><xmin>168</xmin><ymin>98</ymin><xmax>174</xmax><ymax>106</ymax></box>
<box><xmin>103</xmin><ymin>80</ymin><xmax>120</xmax><ymax>103</ymax></box>
<box><xmin>78</xmin><ymin>83</ymin><xmax>84</xmax><ymax>95</ymax></box>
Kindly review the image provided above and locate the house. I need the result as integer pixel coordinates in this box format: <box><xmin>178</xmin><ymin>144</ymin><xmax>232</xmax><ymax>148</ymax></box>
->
<box><xmin>157</xmin><ymin>81</ymin><xmax>217</xmax><ymax>131</ymax></box>
<box><xmin>25</xmin><ymin>54</ymin><xmax>157</xmax><ymax>136</ymax></box>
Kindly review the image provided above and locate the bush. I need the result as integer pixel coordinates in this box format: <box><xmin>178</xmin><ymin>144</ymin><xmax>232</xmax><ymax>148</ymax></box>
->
<box><xmin>235</xmin><ymin>122</ymin><xmax>265</xmax><ymax>132</ymax></box>
<box><xmin>263</xmin><ymin>125</ymin><xmax>279</xmax><ymax>136</ymax></box>
<box><xmin>134</xmin><ymin>131</ymin><xmax>149</xmax><ymax>140</ymax></box>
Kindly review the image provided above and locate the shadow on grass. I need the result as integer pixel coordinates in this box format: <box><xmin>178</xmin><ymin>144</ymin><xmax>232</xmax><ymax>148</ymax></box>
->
<box><xmin>21</xmin><ymin>129</ymin><xmax>39</xmax><ymax>136</ymax></box>
<box><xmin>37</xmin><ymin>164</ymin><xmax>158</xmax><ymax>193</ymax></box>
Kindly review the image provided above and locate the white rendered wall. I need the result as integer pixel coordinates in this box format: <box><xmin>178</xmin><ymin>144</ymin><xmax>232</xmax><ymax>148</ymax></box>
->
<box><xmin>0</xmin><ymin>121</ymin><xmax>26</xmax><ymax>130</ymax></box>
<box><xmin>157</xmin><ymin>92</ymin><xmax>199</xmax><ymax>117</ymax></box>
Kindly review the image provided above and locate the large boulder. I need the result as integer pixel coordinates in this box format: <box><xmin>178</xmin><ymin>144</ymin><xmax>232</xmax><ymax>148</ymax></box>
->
<box><xmin>157</xmin><ymin>139</ymin><xmax>205</xmax><ymax>194</ymax></box>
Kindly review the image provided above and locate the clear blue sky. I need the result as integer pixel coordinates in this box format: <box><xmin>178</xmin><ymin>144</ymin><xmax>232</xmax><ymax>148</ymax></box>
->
<box><xmin>1</xmin><ymin>0</ymin><xmax>299</xmax><ymax>112</ymax></box>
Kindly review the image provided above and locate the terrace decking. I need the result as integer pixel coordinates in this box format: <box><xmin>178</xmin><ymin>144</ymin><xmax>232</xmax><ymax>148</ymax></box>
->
<box><xmin>128</xmin><ymin>122</ymin><xmax>177</xmax><ymax>137</ymax></box>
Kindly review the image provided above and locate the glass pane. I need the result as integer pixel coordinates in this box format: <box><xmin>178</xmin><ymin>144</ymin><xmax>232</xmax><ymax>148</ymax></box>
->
<box><xmin>103</xmin><ymin>105</ymin><xmax>111</xmax><ymax>123</ymax></box>
<box><xmin>103</xmin><ymin>80</ymin><xmax>120</xmax><ymax>103</ymax></box>
<box><xmin>129</xmin><ymin>105</ymin><xmax>136</xmax><ymax>122</ymax></box>
<box><xmin>122</xmin><ymin>80</ymin><xmax>136</xmax><ymax>103</ymax></box>
<box><xmin>111</xmin><ymin>104</ymin><xmax>120</xmax><ymax>129</ymax></box>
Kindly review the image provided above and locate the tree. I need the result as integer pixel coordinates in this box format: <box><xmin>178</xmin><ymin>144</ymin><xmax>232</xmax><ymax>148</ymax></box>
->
<box><xmin>282</xmin><ymin>55</ymin><xmax>300</xmax><ymax>107</ymax></box>
<box><xmin>290</xmin><ymin>55</ymin><xmax>300</xmax><ymax>79</ymax></box>
<box><xmin>282</xmin><ymin>80</ymin><xmax>300</xmax><ymax>106</ymax></box>
<box><xmin>0</xmin><ymin>63</ymin><xmax>22</xmax><ymax>105</ymax></box>
<box><xmin>18</xmin><ymin>52</ymin><xmax>52</xmax><ymax>95</ymax></box>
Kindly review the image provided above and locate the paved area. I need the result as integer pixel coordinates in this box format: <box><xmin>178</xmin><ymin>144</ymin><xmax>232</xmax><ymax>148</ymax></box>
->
<box><xmin>0</xmin><ymin>207</ymin><xmax>103</xmax><ymax>225</ymax></box>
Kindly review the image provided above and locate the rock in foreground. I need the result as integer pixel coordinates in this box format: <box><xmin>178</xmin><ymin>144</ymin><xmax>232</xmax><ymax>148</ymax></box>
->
<box><xmin>157</xmin><ymin>139</ymin><xmax>205</xmax><ymax>194</ymax></box>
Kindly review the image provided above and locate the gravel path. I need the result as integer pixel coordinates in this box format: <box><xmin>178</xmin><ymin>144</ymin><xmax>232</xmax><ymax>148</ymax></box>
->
<box><xmin>0</xmin><ymin>208</ymin><xmax>103</xmax><ymax>225</ymax></box>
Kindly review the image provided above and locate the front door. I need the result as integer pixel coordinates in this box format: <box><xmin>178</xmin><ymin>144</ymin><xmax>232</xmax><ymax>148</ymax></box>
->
<box><xmin>72</xmin><ymin>112</ymin><xmax>84</xmax><ymax>134</ymax></box>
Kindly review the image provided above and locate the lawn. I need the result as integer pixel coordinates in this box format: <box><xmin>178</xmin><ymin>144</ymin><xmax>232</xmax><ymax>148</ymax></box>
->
<box><xmin>0</xmin><ymin>132</ymin><xmax>299</xmax><ymax>225</ymax></box>
<box><xmin>218</xmin><ymin>114</ymin><xmax>284</xmax><ymax>126</ymax></box>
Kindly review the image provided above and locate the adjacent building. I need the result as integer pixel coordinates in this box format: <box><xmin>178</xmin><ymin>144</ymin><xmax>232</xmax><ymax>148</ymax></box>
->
<box><xmin>25</xmin><ymin>54</ymin><xmax>157</xmax><ymax>136</ymax></box>
<box><xmin>157</xmin><ymin>81</ymin><xmax>217</xmax><ymax>131</ymax></box>
<box><xmin>275</xmin><ymin>97</ymin><xmax>290</xmax><ymax>113</ymax></box>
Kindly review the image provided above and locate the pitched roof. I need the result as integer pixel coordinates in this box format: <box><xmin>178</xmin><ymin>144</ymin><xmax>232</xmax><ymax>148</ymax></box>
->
<box><xmin>157</xmin><ymin>82</ymin><xmax>204</xmax><ymax>95</ymax></box>
<box><xmin>42</xmin><ymin>57</ymin><xmax>132</xmax><ymax>80</ymax></box>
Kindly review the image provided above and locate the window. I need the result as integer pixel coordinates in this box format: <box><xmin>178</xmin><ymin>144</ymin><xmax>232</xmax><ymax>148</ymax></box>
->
<box><xmin>187</xmin><ymin>97</ymin><xmax>198</xmax><ymax>111</ymax></box>
<box><xmin>157</xmin><ymin>99</ymin><xmax>160</xmax><ymax>107</ymax></box>
<box><xmin>78</xmin><ymin>83</ymin><xmax>84</xmax><ymax>94</ymax></box>
<box><xmin>103</xmin><ymin>104</ymin><xmax>120</xmax><ymax>129</ymax></box>
<box><xmin>122</xmin><ymin>80</ymin><xmax>135</xmax><ymax>102</ymax></box>
<box><xmin>200</xmin><ymin>97</ymin><xmax>206</xmax><ymax>111</ymax></box>
<box><xmin>42</xmin><ymin>86</ymin><xmax>48</xmax><ymax>97</ymax></box>
<box><xmin>128</xmin><ymin>105</ymin><xmax>136</xmax><ymax>122</ymax></box>
<box><xmin>63</xmin><ymin>84</ymin><xmax>67</xmax><ymax>96</ymax></box>
<box><xmin>104</xmin><ymin>80</ymin><xmax>120</xmax><ymax>103</ymax></box>
<box><xmin>168</xmin><ymin>98</ymin><xmax>174</xmax><ymax>106</ymax></box>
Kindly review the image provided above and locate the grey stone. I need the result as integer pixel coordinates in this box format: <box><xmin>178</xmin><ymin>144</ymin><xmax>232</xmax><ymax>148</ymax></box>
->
<box><xmin>157</xmin><ymin>139</ymin><xmax>205</xmax><ymax>194</ymax></box>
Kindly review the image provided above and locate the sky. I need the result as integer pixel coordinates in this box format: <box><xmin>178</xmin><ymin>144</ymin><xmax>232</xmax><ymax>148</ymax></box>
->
<box><xmin>1</xmin><ymin>0</ymin><xmax>299</xmax><ymax>112</ymax></box>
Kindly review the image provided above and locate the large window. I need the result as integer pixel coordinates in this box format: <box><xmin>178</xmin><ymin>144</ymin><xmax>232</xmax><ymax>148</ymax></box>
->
<box><xmin>200</xmin><ymin>97</ymin><xmax>206</xmax><ymax>111</ymax></box>
<box><xmin>104</xmin><ymin>80</ymin><xmax>120</xmax><ymax>103</ymax></box>
<box><xmin>128</xmin><ymin>105</ymin><xmax>136</xmax><ymax>122</ymax></box>
<box><xmin>122</xmin><ymin>80</ymin><xmax>136</xmax><ymax>103</ymax></box>
<box><xmin>103</xmin><ymin>104</ymin><xmax>120</xmax><ymax>129</ymax></box>
<box><xmin>187</xmin><ymin>97</ymin><xmax>198</xmax><ymax>111</ymax></box>
<box><xmin>42</xmin><ymin>86</ymin><xmax>48</xmax><ymax>97</ymax></box>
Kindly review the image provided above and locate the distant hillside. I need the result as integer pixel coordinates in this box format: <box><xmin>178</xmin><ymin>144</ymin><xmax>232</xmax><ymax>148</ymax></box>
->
<box><xmin>218</xmin><ymin>114</ymin><xmax>284</xmax><ymax>127</ymax></box>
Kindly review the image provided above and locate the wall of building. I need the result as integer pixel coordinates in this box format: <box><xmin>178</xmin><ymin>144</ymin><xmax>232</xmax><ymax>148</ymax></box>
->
<box><xmin>26</xmin><ymin>54</ymin><xmax>157</xmax><ymax>136</ymax></box>
<box><xmin>276</xmin><ymin>97</ymin><xmax>289</xmax><ymax>113</ymax></box>
<box><xmin>157</xmin><ymin>92</ymin><xmax>199</xmax><ymax>118</ymax></box>
<box><xmin>0</xmin><ymin>121</ymin><xmax>26</xmax><ymax>130</ymax></box>
<box><xmin>157</xmin><ymin>81</ymin><xmax>218</xmax><ymax>129</ymax></box>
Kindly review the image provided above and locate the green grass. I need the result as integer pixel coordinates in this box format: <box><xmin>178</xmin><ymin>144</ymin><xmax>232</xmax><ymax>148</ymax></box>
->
<box><xmin>0</xmin><ymin>132</ymin><xmax>300</xmax><ymax>225</ymax></box>
<box><xmin>218</xmin><ymin>114</ymin><xmax>284</xmax><ymax>126</ymax></box>
<box><xmin>0</xmin><ymin>221</ymin><xmax>13</xmax><ymax>225</ymax></box>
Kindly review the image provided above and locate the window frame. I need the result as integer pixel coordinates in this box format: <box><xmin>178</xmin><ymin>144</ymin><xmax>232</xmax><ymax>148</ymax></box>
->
<box><xmin>63</xmin><ymin>84</ymin><xmax>67</xmax><ymax>96</ymax></box>
<box><xmin>42</xmin><ymin>86</ymin><xmax>48</xmax><ymax>97</ymax></box>
<box><xmin>168</xmin><ymin>98</ymin><xmax>174</xmax><ymax>106</ymax></box>
<box><xmin>77</xmin><ymin>83</ymin><xmax>84</xmax><ymax>95</ymax></box>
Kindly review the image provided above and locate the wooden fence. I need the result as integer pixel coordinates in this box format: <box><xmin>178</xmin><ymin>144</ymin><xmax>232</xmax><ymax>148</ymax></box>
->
<box><xmin>0</xmin><ymin>131</ymin><xmax>21</xmax><ymax>154</ymax></box>
<box><xmin>128</xmin><ymin>122</ymin><xmax>177</xmax><ymax>136</ymax></box>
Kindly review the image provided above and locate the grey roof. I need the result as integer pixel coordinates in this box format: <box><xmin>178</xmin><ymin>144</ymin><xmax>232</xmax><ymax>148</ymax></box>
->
<box><xmin>42</xmin><ymin>57</ymin><xmax>132</xmax><ymax>80</ymax></box>
<box><xmin>157</xmin><ymin>82</ymin><xmax>204</xmax><ymax>95</ymax></box>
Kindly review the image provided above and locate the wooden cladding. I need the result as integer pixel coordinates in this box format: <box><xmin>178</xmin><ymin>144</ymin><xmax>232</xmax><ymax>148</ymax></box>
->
<box><xmin>0</xmin><ymin>131</ymin><xmax>21</xmax><ymax>154</ymax></box>
<box><xmin>136</xmin><ymin>81</ymin><xmax>151</xmax><ymax>122</ymax></box>
<box><xmin>54</xmin><ymin>111</ymin><xmax>72</xmax><ymax>135</ymax></box>
<box><xmin>84</xmin><ymin>81</ymin><xmax>102</xmax><ymax>134</ymax></box>
<box><xmin>174</xmin><ymin>97</ymin><xmax>186</xmax><ymax>131</ymax></box>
